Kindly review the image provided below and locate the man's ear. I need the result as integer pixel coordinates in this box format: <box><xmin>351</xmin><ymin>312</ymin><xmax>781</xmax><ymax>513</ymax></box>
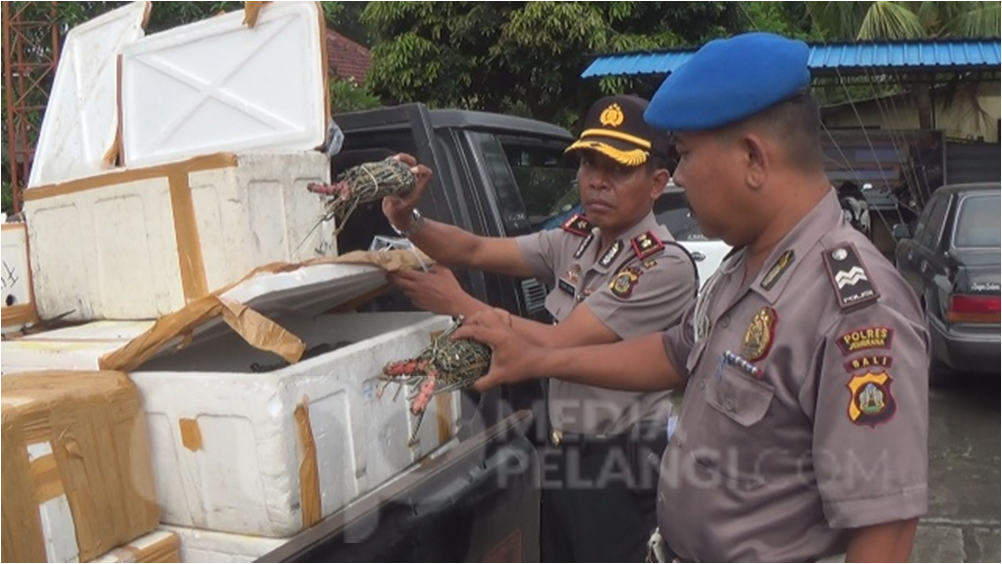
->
<box><xmin>650</xmin><ymin>167</ymin><xmax>670</xmax><ymax>200</ymax></box>
<box><xmin>743</xmin><ymin>133</ymin><xmax>769</xmax><ymax>189</ymax></box>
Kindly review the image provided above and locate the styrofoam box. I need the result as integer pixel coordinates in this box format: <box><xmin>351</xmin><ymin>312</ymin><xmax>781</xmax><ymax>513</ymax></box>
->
<box><xmin>2</xmin><ymin>223</ymin><xmax>39</xmax><ymax>334</ymax></box>
<box><xmin>159</xmin><ymin>525</ymin><xmax>286</xmax><ymax>564</ymax></box>
<box><xmin>131</xmin><ymin>311</ymin><xmax>461</xmax><ymax>537</ymax></box>
<box><xmin>23</xmin><ymin>152</ymin><xmax>333</xmax><ymax>321</ymax></box>
<box><xmin>1</xmin><ymin>320</ymin><xmax>154</xmax><ymax>374</ymax></box>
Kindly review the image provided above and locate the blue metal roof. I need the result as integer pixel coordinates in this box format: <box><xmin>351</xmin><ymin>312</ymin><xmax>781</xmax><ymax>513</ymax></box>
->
<box><xmin>582</xmin><ymin>39</ymin><xmax>1002</xmax><ymax>78</ymax></box>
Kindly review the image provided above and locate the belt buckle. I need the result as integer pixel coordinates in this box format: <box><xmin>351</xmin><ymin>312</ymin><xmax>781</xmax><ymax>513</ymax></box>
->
<box><xmin>550</xmin><ymin>429</ymin><xmax>563</xmax><ymax>447</ymax></box>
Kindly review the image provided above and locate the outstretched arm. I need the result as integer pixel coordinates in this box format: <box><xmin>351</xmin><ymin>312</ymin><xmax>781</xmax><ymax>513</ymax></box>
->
<box><xmin>455</xmin><ymin>309</ymin><xmax>684</xmax><ymax>393</ymax></box>
<box><xmin>383</xmin><ymin>154</ymin><xmax>536</xmax><ymax>277</ymax></box>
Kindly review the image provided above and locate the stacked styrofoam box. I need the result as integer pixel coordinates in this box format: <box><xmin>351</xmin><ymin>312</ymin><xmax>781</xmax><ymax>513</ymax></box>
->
<box><xmin>24</xmin><ymin>152</ymin><xmax>332</xmax><ymax>322</ymax></box>
<box><xmin>1</xmin><ymin>223</ymin><xmax>39</xmax><ymax>334</ymax></box>
<box><xmin>1</xmin><ymin>312</ymin><xmax>464</xmax><ymax>550</ymax></box>
<box><xmin>131</xmin><ymin>312</ymin><xmax>461</xmax><ymax>537</ymax></box>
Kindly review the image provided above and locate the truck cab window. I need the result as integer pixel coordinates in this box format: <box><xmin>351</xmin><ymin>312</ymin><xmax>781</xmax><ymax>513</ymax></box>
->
<box><xmin>493</xmin><ymin>134</ymin><xmax>577</xmax><ymax>231</ymax></box>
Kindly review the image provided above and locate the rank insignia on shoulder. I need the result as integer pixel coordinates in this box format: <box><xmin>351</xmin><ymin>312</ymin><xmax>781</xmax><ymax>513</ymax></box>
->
<box><xmin>823</xmin><ymin>244</ymin><xmax>880</xmax><ymax>310</ymax></box>
<box><xmin>742</xmin><ymin>307</ymin><xmax>778</xmax><ymax>361</ymax></box>
<box><xmin>573</xmin><ymin>232</ymin><xmax>595</xmax><ymax>259</ymax></box>
<box><xmin>599</xmin><ymin>240</ymin><xmax>624</xmax><ymax>268</ymax></box>
<box><xmin>847</xmin><ymin>370</ymin><xmax>896</xmax><ymax>427</ymax></box>
<box><xmin>631</xmin><ymin>231</ymin><xmax>665</xmax><ymax>261</ymax></box>
<box><xmin>609</xmin><ymin>266</ymin><xmax>643</xmax><ymax>298</ymax></box>
<box><xmin>760</xmin><ymin>250</ymin><xmax>795</xmax><ymax>291</ymax></box>
<box><xmin>561</xmin><ymin>214</ymin><xmax>593</xmax><ymax>237</ymax></box>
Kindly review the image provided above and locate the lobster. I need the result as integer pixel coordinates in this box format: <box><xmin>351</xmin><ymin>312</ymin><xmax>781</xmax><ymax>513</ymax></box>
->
<box><xmin>379</xmin><ymin>319</ymin><xmax>491</xmax><ymax>447</ymax></box>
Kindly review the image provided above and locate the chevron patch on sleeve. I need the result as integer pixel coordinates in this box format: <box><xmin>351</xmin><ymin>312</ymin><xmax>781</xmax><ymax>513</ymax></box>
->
<box><xmin>822</xmin><ymin>244</ymin><xmax>880</xmax><ymax>310</ymax></box>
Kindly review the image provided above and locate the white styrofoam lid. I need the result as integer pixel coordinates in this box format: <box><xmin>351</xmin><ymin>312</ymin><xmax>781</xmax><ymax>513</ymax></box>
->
<box><xmin>27</xmin><ymin>2</ymin><xmax>149</xmax><ymax>188</ymax></box>
<box><xmin>154</xmin><ymin>260</ymin><xmax>391</xmax><ymax>351</ymax></box>
<box><xmin>220</xmin><ymin>262</ymin><xmax>387</xmax><ymax>317</ymax></box>
<box><xmin>120</xmin><ymin>1</ymin><xmax>327</xmax><ymax>168</ymax></box>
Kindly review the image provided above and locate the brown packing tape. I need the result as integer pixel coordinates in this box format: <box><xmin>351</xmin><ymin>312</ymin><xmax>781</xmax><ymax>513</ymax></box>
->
<box><xmin>179</xmin><ymin>419</ymin><xmax>203</xmax><ymax>451</ymax></box>
<box><xmin>168</xmin><ymin>170</ymin><xmax>210</xmax><ymax>302</ymax></box>
<box><xmin>2</xmin><ymin>372</ymin><xmax>160</xmax><ymax>562</ymax></box>
<box><xmin>98</xmin><ymin>291</ymin><xmax>306</xmax><ymax>374</ymax></box>
<box><xmin>1</xmin><ymin>303</ymin><xmax>40</xmax><ymax>327</ymax></box>
<box><xmin>23</xmin><ymin>153</ymin><xmax>238</xmax><ymax>202</ymax></box>
<box><xmin>317</xmin><ymin>0</ymin><xmax>331</xmax><ymax>124</ymax></box>
<box><xmin>98</xmin><ymin>250</ymin><xmax>433</xmax><ymax>373</ymax></box>
<box><xmin>294</xmin><ymin>402</ymin><xmax>322</xmax><ymax>528</ymax></box>
<box><xmin>243</xmin><ymin>1</ymin><xmax>269</xmax><ymax>28</ymax></box>
<box><xmin>97</xmin><ymin>530</ymin><xmax>180</xmax><ymax>563</ymax></box>
<box><xmin>435</xmin><ymin>393</ymin><xmax>454</xmax><ymax>445</ymax></box>
<box><xmin>2</xmin><ymin>404</ymin><xmax>48</xmax><ymax>563</ymax></box>
<box><xmin>30</xmin><ymin>451</ymin><xmax>66</xmax><ymax>503</ymax></box>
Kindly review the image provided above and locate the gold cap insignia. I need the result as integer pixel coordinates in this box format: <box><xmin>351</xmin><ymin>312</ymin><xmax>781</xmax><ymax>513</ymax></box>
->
<box><xmin>741</xmin><ymin>307</ymin><xmax>778</xmax><ymax>361</ymax></box>
<box><xmin>599</xmin><ymin>103</ymin><xmax>625</xmax><ymax>127</ymax></box>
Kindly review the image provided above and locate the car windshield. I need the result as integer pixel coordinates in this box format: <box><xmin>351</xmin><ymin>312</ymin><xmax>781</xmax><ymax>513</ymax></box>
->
<box><xmin>953</xmin><ymin>193</ymin><xmax>1001</xmax><ymax>248</ymax></box>
<box><xmin>654</xmin><ymin>190</ymin><xmax>717</xmax><ymax>242</ymax></box>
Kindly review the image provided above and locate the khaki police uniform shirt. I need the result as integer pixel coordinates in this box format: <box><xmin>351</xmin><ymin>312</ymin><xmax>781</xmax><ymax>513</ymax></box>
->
<box><xmin>659</xmin><ymin>190</ymin><xmax>929</xmax><ymax>562</ymax></box>
<box><xmin>517</xmin><ymin>211</ymin><xmax>696</xmax><ymax>435</ymax></box>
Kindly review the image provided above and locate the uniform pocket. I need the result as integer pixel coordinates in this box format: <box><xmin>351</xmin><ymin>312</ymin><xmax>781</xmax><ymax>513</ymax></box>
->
<box><xmin>704</xmin><ymin>364</ymin><xmax>775</xmax><ymax>427</ymax></box>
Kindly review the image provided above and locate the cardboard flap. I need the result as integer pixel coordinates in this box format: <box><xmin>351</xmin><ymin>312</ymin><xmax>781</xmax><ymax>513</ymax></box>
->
<box><xmin>98</xmin><ymin>249</ymin><xmax>431</xmax><ymax>373</ymax></box>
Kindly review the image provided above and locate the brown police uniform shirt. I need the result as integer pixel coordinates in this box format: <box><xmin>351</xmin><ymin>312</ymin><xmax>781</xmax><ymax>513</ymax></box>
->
<box><xmin>517</xmin><ymin>212</ymin><xmax>697</xmax><ymax>435</ymax></box>
<box><xmin>657</xmin><ymin>190</ymin><xmax>929</xmax><ymax>562</ymax></box>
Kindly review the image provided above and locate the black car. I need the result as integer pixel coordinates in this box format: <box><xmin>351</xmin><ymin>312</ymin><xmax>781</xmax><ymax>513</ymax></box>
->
<box><xmin>892</xmin><ymin>183</ymin><xmax>1001</xmax><ymax>379</ymax></box>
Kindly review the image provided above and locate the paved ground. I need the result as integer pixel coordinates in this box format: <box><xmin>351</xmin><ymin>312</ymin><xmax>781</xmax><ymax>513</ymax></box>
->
<box><xmin>912</xmin><ymin>373</ymin><xmax>1000</xmax><ymax>563</ymax></box>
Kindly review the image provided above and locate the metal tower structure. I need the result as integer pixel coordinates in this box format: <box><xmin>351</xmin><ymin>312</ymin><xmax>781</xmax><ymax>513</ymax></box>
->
<box><xmin>2</xmin><ymin>2</ymin><xmax>61</xmax><ymax>213</ymax></box>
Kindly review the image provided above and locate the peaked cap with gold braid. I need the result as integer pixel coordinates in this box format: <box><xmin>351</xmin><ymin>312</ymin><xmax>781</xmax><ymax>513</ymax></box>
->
<box><xmin>565</xmin><ymin>95</ymin><xmax>672</xmax><ymax>167</ymax></box>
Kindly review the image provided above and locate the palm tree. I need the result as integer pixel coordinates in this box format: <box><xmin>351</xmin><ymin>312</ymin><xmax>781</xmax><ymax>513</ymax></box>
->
<box><xmin>806</xmin><ymin>1</ymin><xmax>1000</xmax><ymax>128</ymax></box>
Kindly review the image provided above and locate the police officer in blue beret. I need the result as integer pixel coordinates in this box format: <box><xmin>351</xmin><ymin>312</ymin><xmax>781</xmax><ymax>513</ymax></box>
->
<box><xmin>460</xmin><ymin>32</ymin><xmax>929</xmax><ymax>562</ymax></box>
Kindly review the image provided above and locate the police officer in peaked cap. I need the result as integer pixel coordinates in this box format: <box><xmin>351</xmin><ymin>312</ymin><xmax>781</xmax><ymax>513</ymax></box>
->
<box><xmin>382</xmin><ymin>95</ymin><xmax>698</xmax><ymax>561</ymax></box>
<box><xmin>460</xmin><ymin>32</ymin><xmax>929</xmax><ymax>563</ymax></box>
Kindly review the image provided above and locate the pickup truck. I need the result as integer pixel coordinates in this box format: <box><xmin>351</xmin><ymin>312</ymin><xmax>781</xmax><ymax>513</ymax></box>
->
<box><xmin>260</xmin><ymin>103</ymin><xmax>580</xmax><ymax>561</ymax></box>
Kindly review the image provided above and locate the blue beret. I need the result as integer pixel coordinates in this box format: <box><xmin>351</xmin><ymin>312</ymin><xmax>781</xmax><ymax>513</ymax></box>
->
<box><xmin>644</xmin><ymin>32</ymin><xmax>810</xmax><ymax>131</ymax></box>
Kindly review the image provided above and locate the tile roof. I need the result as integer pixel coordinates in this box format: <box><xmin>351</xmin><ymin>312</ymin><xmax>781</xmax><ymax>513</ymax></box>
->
<box><xmin>326</xmin><ymin>28</ymin><xmax>372</xmax><ymax>85</ymax></box>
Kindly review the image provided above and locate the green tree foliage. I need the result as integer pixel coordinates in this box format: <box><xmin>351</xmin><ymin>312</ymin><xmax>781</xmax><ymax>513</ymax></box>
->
<box><xmin>806</xmin><ymin>1</ymin><xmax>1001</xmax><ymax>40</ymax></box>
<box><xmin>361</xmin><ymin>2</ymin><xmax>748</xmax><ymax>127</ymax></box>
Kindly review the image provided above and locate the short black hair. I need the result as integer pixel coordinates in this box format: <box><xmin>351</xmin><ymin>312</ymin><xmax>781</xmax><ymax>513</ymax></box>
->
<box><xmin>747</xmin><ymin>88</ymin><xmax>824</xmax><ymax>172</ymax></box>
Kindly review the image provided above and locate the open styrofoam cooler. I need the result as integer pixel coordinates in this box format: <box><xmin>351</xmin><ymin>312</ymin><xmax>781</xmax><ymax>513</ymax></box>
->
<box><xmin>1</xmin><ymin>259</ymin><xmax>462</xmax><ymax>539</ymax></box>
<box><xmin>132</xmin><ymin>310</ymin><xmax>459</xmax><ymax>537</ymax></box>
<box><xmin>23</xmin><ymin>152</ymin><xmax>334</xmax><ymax>322</ymax></box>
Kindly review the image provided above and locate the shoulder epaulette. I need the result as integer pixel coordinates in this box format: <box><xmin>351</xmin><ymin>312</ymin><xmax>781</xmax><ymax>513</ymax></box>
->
<box><xmin>631</xmin><ymin>230</ymin><xmax>665</xmax><ymax>260</ymax></box>
<box><xmin>561</xmin><ymin>214</ymin><xmax>593</xmax><ymax>237</ymax></box>
<box><xmin>822</xmin><ymin>243</ymin><xmax>880</xmax><ymax>310</ymax></box>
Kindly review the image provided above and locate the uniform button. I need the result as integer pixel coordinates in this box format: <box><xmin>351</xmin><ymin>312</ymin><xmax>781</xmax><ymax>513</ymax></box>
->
<box><xmin>699</xmin><ymin>379</ymin><xmax>706</xmax><ymax>389</ymax></box>
<box><xmin>725</xmin><ymin>398</ymin><xmax>736</xmax><ymax>412</ymax></box>
<box><xmin>719</xmin><ymin>315</ymin><xmax>730</xmax><ymax>328</ymax></box>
